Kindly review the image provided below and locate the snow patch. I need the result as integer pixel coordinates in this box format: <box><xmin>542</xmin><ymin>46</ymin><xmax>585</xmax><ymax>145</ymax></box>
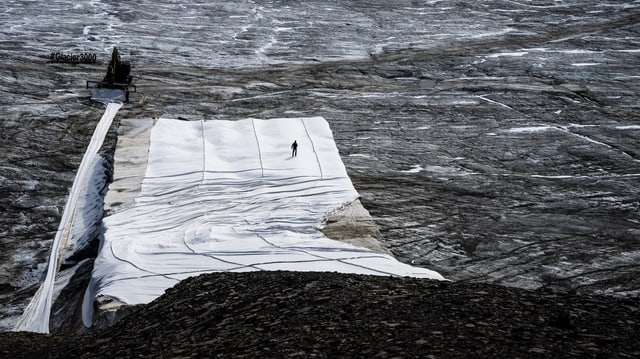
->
<box><xmin>571</xmin><ymin>63</ymin><xmax>600</xmax><ymax>67</ymax></box>
<box><xmin>503</xmin><ymin>126</ymin><xmax>553</xmax><ymax>133</ymax></box>
<box><xmin>401</xmin><ymin>165</ymin><xmax>423</xmax><ymax>173</ymax></box>
<box><xmin>486</xmin><ymin>51</ymin><xmax>528</xmax><ymax>58</ymax></box>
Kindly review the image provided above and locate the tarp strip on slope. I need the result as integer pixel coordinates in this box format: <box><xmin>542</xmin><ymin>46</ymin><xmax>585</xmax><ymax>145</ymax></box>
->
<box><xmin>83</xmin><ymin>117</ymin><xmax>443</xmax><ymax>326</ymax></box>
<box><xmin>16</xmin><ymin>102</ymin><xmax>122</xmax><ymax>333</ymax></box>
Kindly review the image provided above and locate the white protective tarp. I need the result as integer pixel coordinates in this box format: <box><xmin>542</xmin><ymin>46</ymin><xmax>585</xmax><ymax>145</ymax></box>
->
<box><xmin>83</xmin><ymin>117</ymin><xmax>443</xmax><ymax>326</ymax></box>
<box><xmin>16</xmin><ymin>102</ymin><xmax>122</xmax><ymax>333</ymax></box>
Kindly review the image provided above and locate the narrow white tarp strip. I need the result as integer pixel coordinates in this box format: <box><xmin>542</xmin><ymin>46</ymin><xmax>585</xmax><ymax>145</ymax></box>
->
<box><xmin>15</xmin><ymin>102</ymin><xmax>122</xmax><ymax>333</ymax></box>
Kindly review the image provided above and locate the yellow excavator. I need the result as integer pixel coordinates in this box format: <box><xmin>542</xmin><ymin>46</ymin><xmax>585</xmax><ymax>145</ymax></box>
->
<box><xmin>87</xmin><ymin>47</ymin><xmax>135</xmax><ymax>103</ymax></box>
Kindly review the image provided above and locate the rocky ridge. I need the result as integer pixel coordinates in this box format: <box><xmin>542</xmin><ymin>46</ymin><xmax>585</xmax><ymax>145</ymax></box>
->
<box><xmin>1</xmin><ymin>271</ymin><xmax>639</xmax><ymax>358</ymax></box>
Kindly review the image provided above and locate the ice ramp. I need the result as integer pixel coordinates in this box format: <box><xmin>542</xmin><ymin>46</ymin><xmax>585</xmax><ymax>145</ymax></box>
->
<box><xmin>83</xmin><ymin>117</ymin><xmax>444</xmax><ymax>326</ymax></box>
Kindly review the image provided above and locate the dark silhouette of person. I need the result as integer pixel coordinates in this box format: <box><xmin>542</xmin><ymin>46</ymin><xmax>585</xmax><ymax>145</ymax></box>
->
<box><xmin>291</xmin><ymin>140</ymin><xmax>298</xmax><ymax>157</ymax></box>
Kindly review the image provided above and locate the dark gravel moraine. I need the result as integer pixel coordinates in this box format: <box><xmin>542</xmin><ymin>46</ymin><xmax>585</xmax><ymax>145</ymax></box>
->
<box><xmin>1</xmin><ymin>271</ymin><xmax>640</xmax><ymax>358</ymax></box>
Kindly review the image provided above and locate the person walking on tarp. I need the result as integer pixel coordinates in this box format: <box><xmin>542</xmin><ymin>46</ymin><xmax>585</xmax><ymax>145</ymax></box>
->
<box><xmin>291</xmin><ymin>140</ymin><xmax>298</xmax><ymax>157</ymax></box>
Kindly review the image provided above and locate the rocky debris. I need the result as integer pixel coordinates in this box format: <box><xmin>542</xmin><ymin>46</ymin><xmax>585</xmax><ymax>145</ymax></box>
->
<box><xmin>102</xmin><ymin>117</ymin><xmax>155</xmax><ymax>215</ymax></box>
<box><xmin>1</xmin><ymin>271</ymin><xmax>639</xmax><ymax>358</ymax></box>
<box><xmin>321</xmin><ymin>200</ymin><xmax>389</xmax><ymax>255</ymax></box>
